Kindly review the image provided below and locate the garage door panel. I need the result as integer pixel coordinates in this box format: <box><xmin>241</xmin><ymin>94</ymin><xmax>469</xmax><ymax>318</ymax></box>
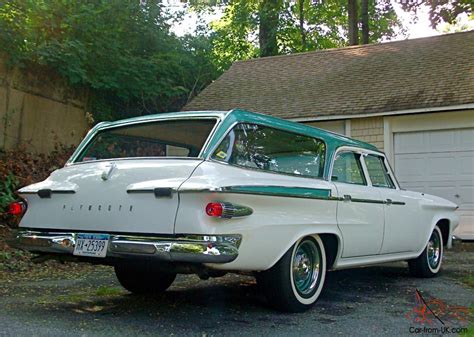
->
<box><xmin>394</xmin><ymin>156</ymin><xmax>426</xmax><ymax>180</ymax></box>
<box><xmin>394</xmin><ymin>127</ymin><xmax>474</xmax><ymax>240</ymax></box>
<box><xmin>428</xmin><ymin>155</ymin><xmax>455</xmax><ymax>176</ymax></box>
<box><xmin>395</xmin><ymin>129</ymin><xmax>474</xmax><ymax>154</ymax></box>
<box><xmin>458</xmin><ymin>155</ymin><xmax>474</xmax><ymax>175</ymax></box>
<box><xmin>394</xmin><ymin>132</ymin><xmax>425</xmax><ymax>154</ymax></box>
<box><xmin>459</xmin><ymin>128</ymin><xmax>474</xmax><ymax>149</ymax></box>
<box><xmin>428</xmin><ymin>130</ymin><xmax>456</xmax><ymax>152</ymax></box>
<box><xmin>459</xmin><ymin>185</ymin><xmax>474</xmax><ymax>208</ymax></box>
<box><xmin>396</xmin><ymin>154</ymin><xmax>473</xmax><ymax>182</ymax></box>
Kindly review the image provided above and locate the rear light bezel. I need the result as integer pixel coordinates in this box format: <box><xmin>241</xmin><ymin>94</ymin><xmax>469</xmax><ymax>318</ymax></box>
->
<box><xmin>8</xmin><ymin>200</ymin><xmax>27</xmax><ymax>217</ymax></box>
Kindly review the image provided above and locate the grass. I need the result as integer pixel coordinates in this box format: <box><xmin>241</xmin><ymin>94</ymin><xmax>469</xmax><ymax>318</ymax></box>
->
<box><xmin>95</xmin><ymin>286</ymin><xmax>124</xmax><ymax>297</ymax></box>
<box><xmin>52</xmin><ymin>286</ymin><xmax>124</xmax><ymax>305</ymax></box>
<box><xmin>460</xmin><ymin>305</ymin><xmax>474</xmax><ymax>337</ymax></box>
<box><xmin>463</xmin><ymin>275</ymin><xmax>474</xmax><ymax>288</ymax></box>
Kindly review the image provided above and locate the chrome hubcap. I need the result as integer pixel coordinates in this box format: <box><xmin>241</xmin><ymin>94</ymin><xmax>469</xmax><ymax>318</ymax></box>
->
<box><xmin>427</xmin><ymin>231</ymin><xmax>441</xmax><ymax>269</ymax></box>
<box><xmin>292</xmin><ymin>240</ymin><xmax>320</xmax><ymax>296</ymax></box>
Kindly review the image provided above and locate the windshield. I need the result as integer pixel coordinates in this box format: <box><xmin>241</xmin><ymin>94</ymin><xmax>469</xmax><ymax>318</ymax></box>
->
<box><xmin>75</xmin><ymin>119</ymin><xmax>217</xmax><ymax>162</ymax></box>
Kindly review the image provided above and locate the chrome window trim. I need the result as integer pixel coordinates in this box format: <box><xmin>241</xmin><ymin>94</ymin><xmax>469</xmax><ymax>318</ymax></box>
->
<box><xmin>180</xmin><ymin>185</ymin><xmax>337</xmax><ymax>201</ymax></box>
<box><xmin>330</xmin><ymin>150</ymin><xmax>368</xmax><ymax>186</ymax></box>
<box><xmin>207</xmin><ymin>121</ymin><xmax>328</xmax><ymax>181</ymax></box>
<box><xmin>205</xmin><ymin>120</ymin><xmax>239</xmax><ymax>161</ymax></box>
<box><xmin>68</xmin><ymin>156</ymin><xmax>205</xmax><ymax>167</ymax></box>
<box><xmin>330</xmin><ymin>146</ymin><xmax>400</xmax><ymax>190</ymax></box>
<box><xmin>362</xmin><ymin>153</ymin><xmax>397</xmax><ymax>190</ymax></box>
<box><xmin>68</xmin><ymin>116</ymin><xmax>221</xmax><ymax>165</ymax></box>
<box><xmin>382</xmin><ymin>155</ymin><xmax>401</xmax><ymax>190</ymax></box>
<box><xmin>204</xmin><ymin>121</ymin><xmax>241</xmax><ymax>161</ymax></box>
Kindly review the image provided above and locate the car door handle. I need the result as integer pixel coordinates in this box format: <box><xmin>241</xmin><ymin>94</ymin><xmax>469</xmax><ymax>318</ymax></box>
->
<box><xmin>343</xmin><ymin>194</ymin><xmax>352</xmax><ymax>201</ymax></box>
<box><xmin>386</xmin><ymin>199</ymin><xmax>393</xmax><ymax>205</ymax></box>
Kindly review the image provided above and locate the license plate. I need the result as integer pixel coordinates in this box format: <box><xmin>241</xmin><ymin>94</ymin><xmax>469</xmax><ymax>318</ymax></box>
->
<box><xmin>73</xmin><ymin>233</ymin><xmax>110</xmax><ymax>258</ymax></box>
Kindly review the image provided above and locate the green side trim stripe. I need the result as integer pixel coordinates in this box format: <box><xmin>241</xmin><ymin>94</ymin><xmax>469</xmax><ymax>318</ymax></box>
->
<box><xmin>223</xmin><ymin>186</ymin><xmax>332</xmax><ymax>200</ymax></box>
<box><xmin>220</xmin><ymin>185</ymin><xmax>406</xmax><ymax>205</ymax></box>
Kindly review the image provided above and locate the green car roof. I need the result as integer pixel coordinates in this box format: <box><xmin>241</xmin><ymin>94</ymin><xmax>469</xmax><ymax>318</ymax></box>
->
<box><xmin>68</xmin><ymin>109</ymin><xmax>380</xmax><ymax>173</ymax></box>
<box><xmin>213</xmin><ymin>108</ymin><xmax>379</xmax><ymax>153</ymax></box>
<box><xmin>98</xmin><ymin>108</ymin><xmax>377</xmax><ymax>152</ymax></box>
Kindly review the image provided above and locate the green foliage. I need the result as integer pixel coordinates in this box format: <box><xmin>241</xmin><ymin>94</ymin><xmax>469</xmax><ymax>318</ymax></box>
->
<box><xmin>210</xmin><ymin>0</ymin><xmax>260</xmax><ymax>70</ymax></box>
<box><xmin>0</xmin><ymin>172</ymin><xmax>18</xmax><ymax>215</ymax></box>
<box><xmin>400</xmin><ymin>0</ymin><xmax>473</xmax><ymax>28</ymax></box>
<box><xmin>0</xmin><ymin>0</ymin><xmax>409</xmax><ymax>119</ymax></box>
<box><xmin>0</xmin><ymin>144</ymin><xmax>74</xmax><ymax>224</ymax></box>
<box><xmin>0</xmin><ymin>0</ymin><xmax>220</xmax><ymax>121</ymax></box>
<box><xmin>279</xmin><ymin>0</ymin><xmax>349</xmax><ymax>53</ymax></box>
<box><xmin>203</xmin><ymin>0</ymin><xmax>404</xmax><ymax>69</ymax></box>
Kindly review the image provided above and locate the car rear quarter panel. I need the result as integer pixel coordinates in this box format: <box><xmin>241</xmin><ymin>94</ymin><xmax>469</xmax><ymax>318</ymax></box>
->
<box><xmin>175</xmin><ymin>161</ymin><xmax>341</xmax><ymax>271</ymax></box>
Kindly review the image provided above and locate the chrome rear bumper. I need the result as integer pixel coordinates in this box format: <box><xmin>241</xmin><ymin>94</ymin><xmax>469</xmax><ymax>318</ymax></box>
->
<box><xmin>9</xmin><ymin>230</ymin><xmax>241</xmax><ymax>264</ymax></box>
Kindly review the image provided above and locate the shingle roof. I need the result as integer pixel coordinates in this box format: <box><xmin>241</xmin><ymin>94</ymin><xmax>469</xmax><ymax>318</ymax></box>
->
<box><xmin>183</xmin><ymin>31</ymin><xmax>474</xmax><ymax>119</ymax></box>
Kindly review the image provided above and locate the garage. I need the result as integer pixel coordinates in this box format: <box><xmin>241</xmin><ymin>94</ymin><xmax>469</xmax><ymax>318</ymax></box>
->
<box><xmin>393</xmin><ymin>127</ymin><xmax>474</xmax><ymax>240</ymax></box>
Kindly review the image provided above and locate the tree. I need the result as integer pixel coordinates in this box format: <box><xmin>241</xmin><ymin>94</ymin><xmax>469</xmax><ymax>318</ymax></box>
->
<box><xmin>400</xmin><ymin>0</ymin><xmax>473</xmax><ymax>28</ymax></box>
<box><xmin>348</xmin><ymin>0</ymin><xmax>359</xmax><ymax>45</ymax></box>
<box><xmin>259</xmin><ymin>0</ymin><xmax>281</xmax><ymax>56</ymax></box>
<box><xmin>0</xmin><ymin>0</ymin><xmax>219</xmax><ymax>121</ymax></box>
<box><xmin>209</xmin><ymin>0</ymin><xmax>259</xmax><ymax>71</ymax></box>
<box><xmin>206</xmin><ymin>0</ymin><xmax>403</xmax><ymax>68</ymax></box>
<box><xmin>297</xmin><ymin>0</ymin><xmax>307</xmax><ymax>51</ymax></box>
<box><xmin>361</xmin><ymin>0</ymin><xmax>369</xmax><ymax>44</ymax></box>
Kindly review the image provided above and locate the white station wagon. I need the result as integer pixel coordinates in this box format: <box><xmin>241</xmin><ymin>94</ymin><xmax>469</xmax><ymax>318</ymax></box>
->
<box><xmin>10</xmin><ymin>109</ymin><xmax>459</xmax><ymax>312</ymax></box>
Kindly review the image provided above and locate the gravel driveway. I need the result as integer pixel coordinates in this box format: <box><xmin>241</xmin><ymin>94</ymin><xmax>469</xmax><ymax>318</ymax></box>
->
<box><xmin>0</xmin><ymin>243</ymin><xmax>472</xmax><ymax>337</ymax></box>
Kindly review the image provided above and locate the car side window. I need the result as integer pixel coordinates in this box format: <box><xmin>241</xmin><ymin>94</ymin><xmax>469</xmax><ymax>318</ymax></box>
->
<box><xmin>364</xmin><ymin>154</ymin><xmax>395</xmax><ymax>188</ymax></box>
<box><xmin>211</xmin><ymin>123</ymin><xmax>326</xmax><ymax>179</ymax></box>
<box><xmin>331</xmin><ymin>152</ymin><xmax>366</xmax><ymax>185</ymax></box>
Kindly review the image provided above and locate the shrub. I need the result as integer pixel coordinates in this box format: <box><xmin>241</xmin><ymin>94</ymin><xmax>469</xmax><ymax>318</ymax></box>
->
<box><xmin>0</xmin><ymin>144</ymin><xmax>74</xmax><ymax>225</ymax></box>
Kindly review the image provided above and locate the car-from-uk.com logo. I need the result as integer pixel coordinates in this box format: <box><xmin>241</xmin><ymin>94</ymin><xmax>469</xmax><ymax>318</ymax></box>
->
<box><xmin>405</xmin><ymin>289</ymin><xmax>471</xmax><ymax>334</ymax></box>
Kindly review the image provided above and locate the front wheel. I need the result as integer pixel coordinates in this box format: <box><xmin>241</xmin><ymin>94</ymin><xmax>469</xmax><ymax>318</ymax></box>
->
<box><xmin>408</xmin><ymin>225</ymin><xmax>444</xmax><ymax>278</ymax></box>
<box><xmin>256</xmin><ymin>236</ymin><xmax>326</xmax><ymax>312</ymax></box>
<box><xmin>114</xmin><ymin>263</ymin><xmax>176</xmax><ymax>295</ymax></box>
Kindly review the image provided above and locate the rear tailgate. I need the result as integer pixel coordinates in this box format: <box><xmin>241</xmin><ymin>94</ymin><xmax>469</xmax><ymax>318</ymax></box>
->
<box><xmin>18</xmin><ymin>159</ymin><xmax>202</xmax><ymax>234</ymax></box>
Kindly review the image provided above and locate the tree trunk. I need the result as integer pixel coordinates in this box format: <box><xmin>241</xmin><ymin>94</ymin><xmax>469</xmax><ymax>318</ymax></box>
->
<box><xmin>259</xmin><ymin>0</ymin><xmax>279</xmax><ymax>57</ymax></box>
<box><xmin>361</xmin><ymin>0</ymin><xmax>369</xmax><ymax>44</ymax></box>
<box><xmin>348</xmin><ymin>0</ymin><xmax>359</xmax><ymax>45</ymax></box>
<box><xmin>298</xmin><ymin>0</ymin><xmax>307</xmax><ymax>51</ymax></box>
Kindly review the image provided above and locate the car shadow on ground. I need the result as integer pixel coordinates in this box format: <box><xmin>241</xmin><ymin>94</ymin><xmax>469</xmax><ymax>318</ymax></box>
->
<box><xmin>38</xmin><ymin>263</ymin><xmax>413</xmax><ymax>316</ymax></box>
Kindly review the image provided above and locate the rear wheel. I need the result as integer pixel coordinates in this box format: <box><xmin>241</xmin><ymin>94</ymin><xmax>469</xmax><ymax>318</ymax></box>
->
<box><xmin>257</xmin><ymin>236</ymin><xmax>326</xmax><ymax>312</ymax></box>
<box><xmin>408</xmin><ymin>225</ymin><xmax>443</xmax><ymax>278</ymax></box>
<box><xmin>114</xmin><ymin>263</ymin><xmax>176</xmax><ymax>294</ymax></box>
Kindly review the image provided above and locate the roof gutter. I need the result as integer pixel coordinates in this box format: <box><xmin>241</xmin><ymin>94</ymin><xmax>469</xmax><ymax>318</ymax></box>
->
<box><xmin>289</xmin><ymin>103</ymin><xmax>474</xmax><ymax>122</ymax></box>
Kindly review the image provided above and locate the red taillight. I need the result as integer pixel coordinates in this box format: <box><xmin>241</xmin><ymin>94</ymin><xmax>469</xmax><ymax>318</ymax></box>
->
<box><xmin>8</xmin><ymin>201</ymin><xmax>25</xmax><ymax>216</ymax></box>
<box><xmin>206</xmin><ymin>202</ymin><xmax>223</xmax><ymax>217</ymax></box>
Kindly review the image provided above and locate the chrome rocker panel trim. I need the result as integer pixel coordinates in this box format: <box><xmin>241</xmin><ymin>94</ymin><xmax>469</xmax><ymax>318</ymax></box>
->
<box><xmin>10</xmin><ymin>230</ymin><xmax>241</xmax><ymax>264</ymax></box>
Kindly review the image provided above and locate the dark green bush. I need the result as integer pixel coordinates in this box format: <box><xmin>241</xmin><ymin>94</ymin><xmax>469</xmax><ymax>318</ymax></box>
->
<box><xmin>0</xmin><ymin>144</ymin><xmax>74</xmax><ymax>225</ymax></box>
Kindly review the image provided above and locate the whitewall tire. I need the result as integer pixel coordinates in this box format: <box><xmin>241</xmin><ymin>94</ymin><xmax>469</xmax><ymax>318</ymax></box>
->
<box><xmin>408</xmin><ymin>225</ymin><xmax>444</xmax><ymax>278</ymax></box>
<box><xmin>257</xmin><ymin>235</ymin><xmax>326</xmax><ymax>312</ymax></box>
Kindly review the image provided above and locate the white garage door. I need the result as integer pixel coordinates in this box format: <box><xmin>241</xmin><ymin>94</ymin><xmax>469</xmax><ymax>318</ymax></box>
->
<box><xmin>394</xmin><ymin>128</ymin><xmax>474</xmax><ymax>240</ymax></box>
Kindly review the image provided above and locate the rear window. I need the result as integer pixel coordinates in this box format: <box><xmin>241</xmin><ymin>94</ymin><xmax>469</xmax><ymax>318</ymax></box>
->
<box><xmin>212</xmin><ymin>123</ymin><xmax>326</xmax><ymax>179</ymax></box>
<box><xmin>76</xmin><ymin>119</ymin><xmax>216</xmax><ymax>162</ymax></box>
